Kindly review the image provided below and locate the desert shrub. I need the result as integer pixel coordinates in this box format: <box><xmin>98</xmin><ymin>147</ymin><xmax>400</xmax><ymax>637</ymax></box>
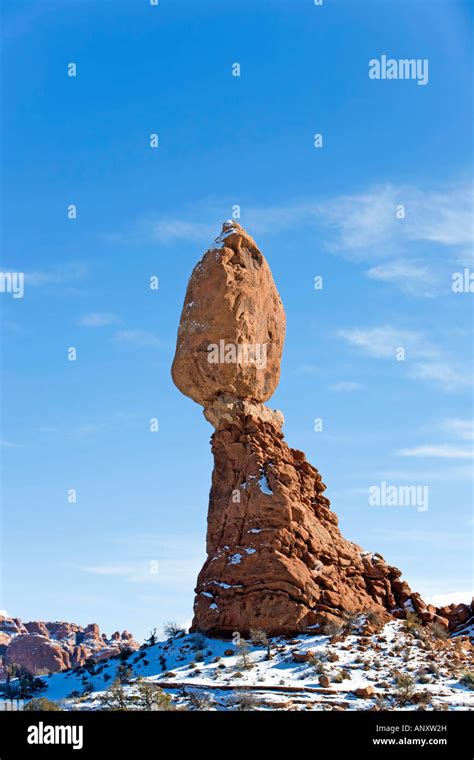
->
<box><xmin>194</xmin><ymin>650</ymin><xmax>204</xmax><ymax>662</ymax></box>
<box><xmin>418</xmin><ymin>674</ymin><xmax>431</xmax><ymax>684</ymax></box>
<box><xmin>99</xmin><ymin>679</ymin><xmax>129</xmax><ymax>711</ymax></box>
<box><xmin>341</xmin><ymin>611</ymin><xmax>361</xmax><ymax>634</ymax></box>
<box><xmin>24</xmin><ymin>697</ymin><xmax>60</xmax><ymax>711</ymax></box>
<box><xmin>366</xmin><ymin>611</ymin><xmax>384</xmax><ymax>629</ymax></box>
<box><xmin>404</xmin><ymin>611</ymin><xmax>423</xmax><ymax>633</ymax></box>
<box><xmin>163</xmin><ymin>622</ymin><xmax>186</xmax><ymax>639</ymax></box>
<box><xmin>460</xmin><ymin>670</ymin><xmax>474</xmax><ymax>690</ymax></box>
<box><xmin>8</xmin><ymin>667</ymin><xmax>46</xmax><ymax>699</ymax></box>
<box><xmin>117</xmin><ymin>663</ymin><xmax>134</xmax><ymax>685</ymax></box>
<box><xmin>118</xmin><ymin>645</ymin><xmax>134</xmax><ymax>661</ymax></box>
<box><xmin>323</xmin><ymin>620</ymin><xmax>344</xmax><ymax>637</ymax></box>
<box><xmin>412</xmin><ymin>689</ymin><xmax>432</xmax><ymax>706</ymax></box>
<box><xmin>158</xmin><ymin>654</ymin><xmax>167</xmax><ymax>671</ymax></box>
<box><xmin>308</xmin><ymin>656</ymin><xmax>326</xmax><ymax>675</ymax></box>
<box><xmin>184</xmin><ymin>689</ymin><xmax>213</xmax><ymax>711</ymax></box>
<box><xmin>190</xmin><ymin>632</ymin><xmax>206</xmax><ymax>651</ymax></box>
<box><xmin>83</xmin><ymin>659</ymin><xmax>97</xmax><ymax>675</ymax></box>
<box><xmin>250</xmin><ymin>628</ymin><xmax>272</xmax><ymax>660</ymax></box>
<box><xmin>394</xmin><ymin>673</ymin><xmax>415</xmax><ymax>705</ymax></box>
<box><xmin>429</xmin><ymin>621</ymin><xmax>450</xmax><ymax>641</ymax></box>
<box><xmin>134</xmin><ymin>677</ymin><xmax>173</xmax><ymax>710</ymax></box>
<box><xmin>236</xmin><ymin>639</ymin><xmax>253</xmax><ymax>671</ymax></box>
<box><xmin>374</xmin><ymin>694</ymin><xmax>389</xmax><ymax>710</ymax></box>
<box><xmin>230</xmin><ymin>691</ymin><xmax>260</xmax><ymax>711</ymax></box>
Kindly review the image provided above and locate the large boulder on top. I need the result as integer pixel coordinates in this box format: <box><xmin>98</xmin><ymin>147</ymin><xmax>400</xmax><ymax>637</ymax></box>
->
<box><xmin>171</xmin><ymin>221</ymin><xmax>286</xmax><ymax>407</ymax></box>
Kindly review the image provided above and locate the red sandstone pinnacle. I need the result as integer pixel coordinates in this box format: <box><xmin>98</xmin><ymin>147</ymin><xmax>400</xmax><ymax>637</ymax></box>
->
<box><xmin>191</xmin><ymin>415</ymin><xmax>420</xmax><ymax>636</ymax></box>
<box><xmin>171</xmin><ymin>223</ymin><xmax>472</xmax><ymax>638</ymax></box>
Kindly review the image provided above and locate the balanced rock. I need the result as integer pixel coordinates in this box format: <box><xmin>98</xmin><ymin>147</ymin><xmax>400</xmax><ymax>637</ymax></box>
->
<box><xmin>171</xmin><ymin>223</ymin><xmax>472</xmax><ymax>639</ymax></box>
<box><xmin>171</xmin><ymin>221</ymin><xmax>285</xmax><ymax>407</ymax></box>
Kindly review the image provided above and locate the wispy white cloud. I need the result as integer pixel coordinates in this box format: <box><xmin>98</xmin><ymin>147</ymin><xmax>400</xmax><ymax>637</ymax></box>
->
<box><xmin>114</xmin><ymin>329</ymin><xmax>160</xmax><ymax>348</ymax></box>
<box><xmin>22</xmin><ymin>263</ymin><xmax>87</xmax><ymax>288</ymax></box>
<box><xmin>328</xmin><ymin>381</ymin><xmax>364</xmax><ymax>392</ymax></box>
<box><xmin>338</xmin><ymin>325</ymin><xmax>471</xmax><ymax>391</ymax></box>
<box><xmin>409</xmin><ymin>361</ymin><xmax>472</xmax><ymax>391</ymax></box>
<box><xmin>134</xmin><ymin>180</ymin><xmax>474</xmax><ymax>251</ymax></box>
<box><xmin>366</xmin><ymin>260</ymin><xmax>437</xmax><ymax>297</ymax></box>
<box><xmin>393</xmin><ymin>418</ymin><xmax>474</xmax><ymax>466</ymax></box>
<box><xmin>319</xmin><ymin>182</ymin><xmax>473</xmax><ymax>256</ymax></box>
<box><xmin>82</xmin><ymin>533</ymin><xmax>205</xmax><ymax>586</ymax></box>
<box><xmin>104</xmin><ymin>180</ymin><xmax>472</xmax><ymax>301</ymax></box>
<box><xmin>442</xmin><ymin>418</ymin><xmax>474</xmax><ymax>441</ymax></box>
<box><xmin>78</xmin><ymin>312</ymin><xmax>119</xmax><ymax>327</ymax></box>
<box><xmin>338</xmin><ymin>325</ymin><xmax>437</xmax><ymax>360</ymax></box>
<box><xmin>82</xmin><ymin>562</ymin><xmax>159</xmax><ymax>584</ymax></box>
<box><xmin>292</xmin><ymin>364</ymin><xmax>321</xmax><ymax>376</ymax></box>
<box><xmin>151</xmin><ymin>220</ymin><xmax>214</xmax><ymax>243</ymax></box>
<box><xmin>0</xmin><ymin>440</ymin><xmax>24</xmax><ymax>448</ymax></box>
<box><xmin>73</xmin><ymin>423</ymin><xmax>108</xmax><ymax>438</ymax></box>
<box><xmin>397</xmin><ymin>445</ymin><xmax>473</xmax><ymax>459</ymax></box>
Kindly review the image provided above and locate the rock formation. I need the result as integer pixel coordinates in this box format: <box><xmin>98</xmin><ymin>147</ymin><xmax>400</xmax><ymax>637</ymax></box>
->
<box><xmin>172</xmin><ymin>221</ymin><xmax>474</xmax><ymax>638</ymax></box>
<box><xmin>172</xmin><ymin>221</ymin><xmax>285</xmax><ymax>407</ymax></box>
<box><xmin>0</xmin><ymin>615</ymin><xmax>139</xmax><ymax>676</ymax></box>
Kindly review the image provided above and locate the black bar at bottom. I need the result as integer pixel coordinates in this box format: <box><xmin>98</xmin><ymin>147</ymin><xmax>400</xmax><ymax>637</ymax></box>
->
<box><xmin>0</xmin><ymin>709</ymin><xmax>470</xmax><ymax>757</ymax></box>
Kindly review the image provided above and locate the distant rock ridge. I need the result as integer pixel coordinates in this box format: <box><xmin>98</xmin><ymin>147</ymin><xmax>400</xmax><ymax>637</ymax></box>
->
<box><xmin>0</xmin><ymin>615</ymin><xmax>139</xmax><ymax>677</ymax></box>
<box><xmin>172</xmin><ymin>221</ymin><xmax>473</xmax><ymax>638</ymax></box>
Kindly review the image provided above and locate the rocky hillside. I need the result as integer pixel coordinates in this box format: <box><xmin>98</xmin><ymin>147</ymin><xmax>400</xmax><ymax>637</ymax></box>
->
<box><xmin>0</xmin><ymin>615</ymin><xmax>139</xmax><ymax>677</ymax></box>
<box><xmin>24</xmin><ymin>616</ymin><xmax>474</xmax><ymax>711</ymax></box>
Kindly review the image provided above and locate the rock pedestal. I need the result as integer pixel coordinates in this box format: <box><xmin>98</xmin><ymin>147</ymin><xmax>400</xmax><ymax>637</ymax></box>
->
<box><xmin>172</xmin><ymin>222</ymin><xmax>472</xmax><ymax>638</ymax></box>
<box><xmin>192</xmin><ymin>406</ymin><xmax>424</xmax><ymax>636</ymax></box>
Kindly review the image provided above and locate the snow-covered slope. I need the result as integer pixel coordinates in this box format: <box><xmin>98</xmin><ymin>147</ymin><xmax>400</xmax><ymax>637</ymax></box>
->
<box><xmin>19</xmin><ymin>619</ymin><xmax>473</xmax><ymax>712</ymax></box>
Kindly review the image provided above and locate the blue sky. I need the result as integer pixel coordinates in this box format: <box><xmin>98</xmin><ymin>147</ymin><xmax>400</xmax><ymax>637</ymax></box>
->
<box><xmin>1</xmin><ymin>0</ymin><xmax>473</xmax><ymax>643</ymax></box>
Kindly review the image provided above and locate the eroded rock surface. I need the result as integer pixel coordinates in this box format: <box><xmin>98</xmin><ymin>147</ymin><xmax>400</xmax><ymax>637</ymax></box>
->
<box><xmin>171</xmin><ymin>221</ymin><xmax>285</xmax><ymax>407</ymax></box>
<box><xmin>0</xmin><ymin>615</ymin><xmax>139</xmax><ymax>676</ymax></box>
<box><xmin>172</xmin><ymin>222</ymin><xmax>472</xmax><ymax>638</ymax></box>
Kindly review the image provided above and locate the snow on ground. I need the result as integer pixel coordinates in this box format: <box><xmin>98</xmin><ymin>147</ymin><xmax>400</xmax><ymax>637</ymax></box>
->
<box><xmin>9</xmin><ymin>619</ymin><xmax>472</xmax><ymax>712</ymax></box>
